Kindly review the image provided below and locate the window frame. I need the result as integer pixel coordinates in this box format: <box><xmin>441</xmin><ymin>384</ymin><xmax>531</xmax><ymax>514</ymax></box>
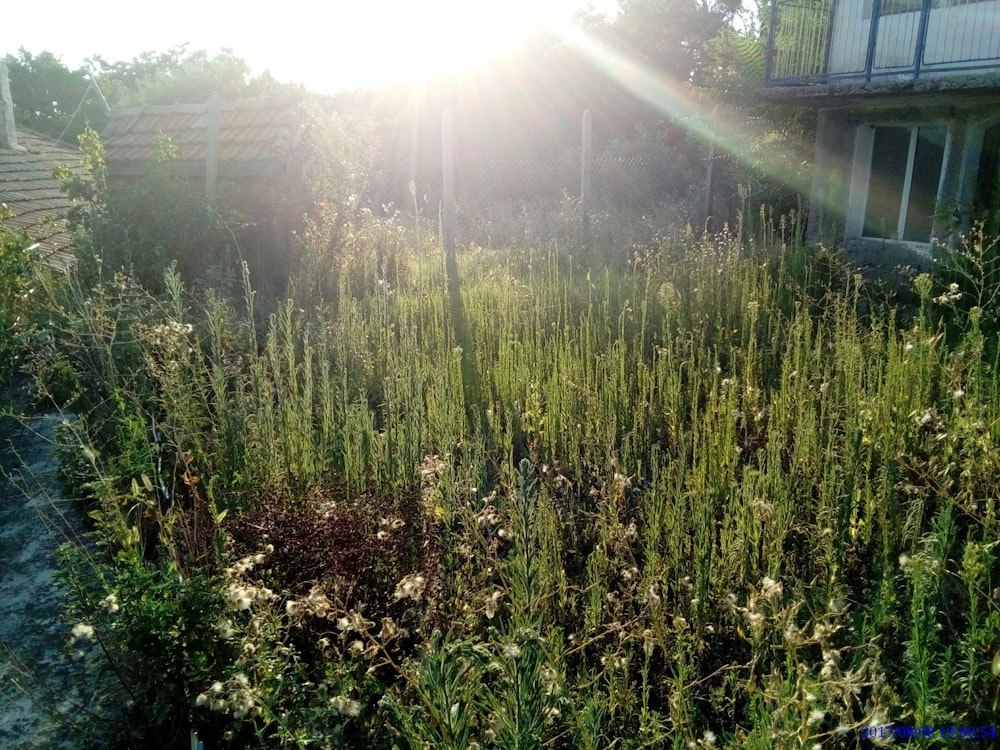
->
<box><xmin>847</xmin><ymin>122</ymin><xmax>951</xmax><ymax>245</ymax></box>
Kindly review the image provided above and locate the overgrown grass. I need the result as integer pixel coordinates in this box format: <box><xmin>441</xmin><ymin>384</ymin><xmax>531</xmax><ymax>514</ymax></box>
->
<box><xmin>31</xmin><ymin>215</ymin><xmax>1000</xmax><ymax>747</ymax></box>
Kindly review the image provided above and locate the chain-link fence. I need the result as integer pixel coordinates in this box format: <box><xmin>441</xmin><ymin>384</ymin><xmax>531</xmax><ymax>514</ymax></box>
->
<box><xmin>366</xmin><ymin>108</ymin><xmax>801</xmax><ymax>251</ymax></box>
<box><xmin>373</xmin><ymin>111</ymin><xmax>710</xmax><ymax>250</ymax></box>
<box><xmin>445</xmin><ymin>151</ymin><xmax>701</xmax><ymax>208</ymax></box>
<box><xmin>406</xmin><ymin>148</ymin><xmax>705</xmax><ymax>211</ymax></box>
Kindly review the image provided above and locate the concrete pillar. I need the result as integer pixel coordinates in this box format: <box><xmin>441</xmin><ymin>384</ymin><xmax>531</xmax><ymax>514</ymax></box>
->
<box><xmin>807</xmin><ymin>108</ymin><xmax>853</xmax><ymax>244</ymax></box>
<box><xmin>0</xmin><ymin>62</ymin><xmax>25</xmax><ymax>152</ymax></box>
<box><xmin>204</xmin><ymin>93</ymin><xmax>220</xmax><ymax>201</ymax></box>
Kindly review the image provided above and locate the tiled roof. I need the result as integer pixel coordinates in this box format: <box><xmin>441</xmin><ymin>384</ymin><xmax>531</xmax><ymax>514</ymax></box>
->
<box><xmin>102</xmin><ymin>100</ymin><xmax>300</xmax><ymax>174</ymax></box>
<box><xmin>0</xmin><ymin>130</ymin><xmax>83</xmax><ymax>273</ymax></box>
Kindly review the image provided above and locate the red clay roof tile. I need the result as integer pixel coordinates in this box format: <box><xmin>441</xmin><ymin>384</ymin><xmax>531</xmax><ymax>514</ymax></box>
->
<box><xmin>102</xmin><ymin>100</ymin><xmax>301</xmax><ymax>173</ymax></box>
<box><xmin>1</xmin><ymin>130</ymin><xmax>84</xmax><ymax>272</ymax></box>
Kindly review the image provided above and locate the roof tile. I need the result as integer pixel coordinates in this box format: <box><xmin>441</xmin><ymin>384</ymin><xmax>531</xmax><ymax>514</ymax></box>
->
<box><xmin>102</xmin><ymin>99</ymin><xmax>301</xmax><ymax>173</ymax></box>
<box><xmin>1</xmin><ymin>129</ymin><xmax>84</xmax><ymax>272</ymax></box>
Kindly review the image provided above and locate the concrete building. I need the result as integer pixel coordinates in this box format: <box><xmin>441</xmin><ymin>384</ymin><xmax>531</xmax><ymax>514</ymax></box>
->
<box><xmin>761</xmin><ymin>0</ymin><xmax>1000</xmax><ymax>268</ymax></box>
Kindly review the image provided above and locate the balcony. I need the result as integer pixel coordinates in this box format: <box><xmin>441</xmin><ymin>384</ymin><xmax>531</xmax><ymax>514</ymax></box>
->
<box><xmin>764</xmin><ymin>0</ymin><xmax>1000</xmax><ymax>86</ymax></box>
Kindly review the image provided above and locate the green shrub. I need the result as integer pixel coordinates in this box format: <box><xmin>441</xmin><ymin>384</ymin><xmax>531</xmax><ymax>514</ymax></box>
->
<box><xmin>55</xmin><ymin>541</ymin><xmax>238</xmax><ymax>747</ymax></box>
<box><xmin>0</xmin><ymin>204</ymin><xmax>43</xmax><ymax>383</ymax></box>
<box><xmin>931</xmin><ymin>223</ymin><xmax>1000</xmax><ymax>344</ymax></box>
<box><xmin>60</xmin><ymin>129</ymin><xmax>234</xmax><ymax>293</ymax></box>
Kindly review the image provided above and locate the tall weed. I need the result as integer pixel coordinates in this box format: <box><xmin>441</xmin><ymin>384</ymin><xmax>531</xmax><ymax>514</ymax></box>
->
<box><xmin>37</xmin><ymin>213</ymin><xmax>1000</xmax><ymax>747</ymax></box>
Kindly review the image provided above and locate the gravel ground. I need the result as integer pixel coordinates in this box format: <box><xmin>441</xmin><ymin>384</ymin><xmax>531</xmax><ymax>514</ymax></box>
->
<box><xmin>0</xmin><ymin>379</ymin><xmax>104</xmax><ymax>749</ymax></box>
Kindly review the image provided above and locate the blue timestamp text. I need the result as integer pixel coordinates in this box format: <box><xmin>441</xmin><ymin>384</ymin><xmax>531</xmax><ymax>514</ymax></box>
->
<box><xmin>861</xmin><ymin>725</ymin><xmax>997</xmax><ymax>740</ymax></box>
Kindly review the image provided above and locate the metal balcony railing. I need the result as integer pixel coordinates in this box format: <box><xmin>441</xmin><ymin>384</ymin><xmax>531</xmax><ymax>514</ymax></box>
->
<box><xmin>764</xmin><ymin>0</ymin><xmax>1000</xmax><ymax>85</ymax></box>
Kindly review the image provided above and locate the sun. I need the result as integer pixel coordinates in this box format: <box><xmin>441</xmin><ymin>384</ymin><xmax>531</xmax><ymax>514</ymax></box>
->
<box><xmin>328</xmin><ymin>0</ymin><xmax>585</xmax><ymax>89</ymax></box>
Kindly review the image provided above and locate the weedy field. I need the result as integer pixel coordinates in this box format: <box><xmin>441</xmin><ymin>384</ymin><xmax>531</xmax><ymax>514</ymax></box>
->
<box><xmin>23</xmin><ymin>214</ymin><xmax>1000</xmax><ymax>748</ymax></box>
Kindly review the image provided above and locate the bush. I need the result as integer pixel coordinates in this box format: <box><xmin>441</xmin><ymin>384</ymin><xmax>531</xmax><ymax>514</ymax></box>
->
<box><xmin>55</xmin><ymin>541</ymin><xmax>238</xmax><ymax>747</ymax></box>
<box><xmin>61</xmin><ymin>129</ymin><xmax>236</xmax><ymax>294</ymax></box>
<box><xmin>0</xmin><ymin>204</ymin><xmax>43</xmax><ymax>383</ymax></box>
<box><xmin>930</xmin><ymin>223</ymin><xmax>1000</xmax><ymax>343</ymax></box>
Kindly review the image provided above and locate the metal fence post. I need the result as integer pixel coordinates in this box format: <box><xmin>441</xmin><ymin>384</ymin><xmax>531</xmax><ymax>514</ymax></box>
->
<box><xmin>864</xmin><ymin>0</ymin><xmax>883</xmax><ymax>81</ymax></box>
<box><xmin>765</xmin><ymin>0</ymin><xmax>779</xmax><ymax>84</ymax></box>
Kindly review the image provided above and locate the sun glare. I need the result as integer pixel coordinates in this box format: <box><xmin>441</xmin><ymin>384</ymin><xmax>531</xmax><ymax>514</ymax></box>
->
<box><xmin>6</xmin><ymin>0</ymin><xmax>620</xmax><ymax>95</ymax></box>
<box><xmin>331</xmin><ymin>0</ymin><xmax>586</xmax><ymax>89</ymax></box>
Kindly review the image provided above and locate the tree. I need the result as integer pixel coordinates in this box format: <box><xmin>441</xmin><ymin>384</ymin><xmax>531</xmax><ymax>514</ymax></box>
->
<box><xmin>569</xmin><ymin>0</ymin><xmax>815</xmax><ymax>226</ymax></box>
<box><xmin>6</xmin><ymin>46</ymin><xmax>301</xmax><ymax>144</ymax></box>
<box><xmin>587</xmin><ymin>0</ymin><xmax>743</xmax><ymax>86</ymax></box>
<box><xmin>3</xmin><ymin>49</ymin><xmax>109</xmax><ymax>142</ymax></box>
<box><xmin>86</xmin><ymin>45</ymin><xmax>297</xmax><ymax>108</ymax></box>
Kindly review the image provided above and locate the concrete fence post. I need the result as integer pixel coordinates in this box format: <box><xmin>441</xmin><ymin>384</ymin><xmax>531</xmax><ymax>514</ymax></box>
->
<box><xmin>581</xmin><ymin>108</ymin><xmax>593</xmax><ymax>250</ymax></box>
<box><xmin>205</xmin><ymin>92</ymin><xmax>220</xmax><ymax>201</ymax></box>
<box><xmin>442</xmin><ymin>109</ymin><xmax>456</xmax><ymax>274</ymax></box>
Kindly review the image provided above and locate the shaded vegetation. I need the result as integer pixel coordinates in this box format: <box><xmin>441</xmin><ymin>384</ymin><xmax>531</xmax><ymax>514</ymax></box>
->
<box><xmin>0</xmin><ymin>207</ymin><xmax>43</xmax><ymax>383</ymax></box>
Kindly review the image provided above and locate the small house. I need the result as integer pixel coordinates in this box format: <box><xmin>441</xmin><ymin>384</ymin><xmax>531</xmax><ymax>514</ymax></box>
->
<box><xmin>100</xmin><ymin>97</ymin><xmax>314</xmax><ymax>285</ymax></box>
<box><xmin>761</xmin><ymin>0</ymin><xmax>1000</xmax><ymax>267</ymax></box>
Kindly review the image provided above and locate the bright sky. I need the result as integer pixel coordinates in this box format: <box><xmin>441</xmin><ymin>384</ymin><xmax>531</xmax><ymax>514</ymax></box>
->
<box><xmin>5</xmin><ymin>0</ymin><xmax>618</xmax><ymax>94</ymax></box>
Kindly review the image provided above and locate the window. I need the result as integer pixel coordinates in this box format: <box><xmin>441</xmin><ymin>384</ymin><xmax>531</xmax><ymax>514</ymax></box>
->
<box><xmin>862</xmin><ymin>125</ymin><xmax>947</xmax><ymax>242</ymax></box>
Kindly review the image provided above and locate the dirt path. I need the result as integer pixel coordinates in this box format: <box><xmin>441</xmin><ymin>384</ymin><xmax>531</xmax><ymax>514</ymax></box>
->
<box><xmin>0</xmin><ymin>379</ymin><xmax>102</xmax><ymax>749</ymax></box>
